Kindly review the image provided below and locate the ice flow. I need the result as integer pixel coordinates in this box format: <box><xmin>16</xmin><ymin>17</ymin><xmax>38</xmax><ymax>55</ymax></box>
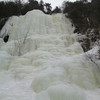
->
<box><xmin>0</xmin><ymin>10</ymin><xmax>100</xmax><ymax>100</ymax></box>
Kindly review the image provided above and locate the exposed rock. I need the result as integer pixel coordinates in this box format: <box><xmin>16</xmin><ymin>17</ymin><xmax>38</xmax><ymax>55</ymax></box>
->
<box><xmin>3</xmin><ymin>35</ymin><xmax>9</xmax><ymax>43</ymax></box>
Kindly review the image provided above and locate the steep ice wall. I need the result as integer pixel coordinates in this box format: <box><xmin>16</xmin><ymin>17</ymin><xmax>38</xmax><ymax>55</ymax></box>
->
<box><xmin>0</xmin><ymin>10</ymin><xmax>100</xmax><ymax>100</ymax></box>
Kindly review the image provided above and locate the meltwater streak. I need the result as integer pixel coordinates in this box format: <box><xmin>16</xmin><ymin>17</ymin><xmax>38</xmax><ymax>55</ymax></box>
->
<box><xmin>0</xmin><ymin>10</ymin><xmax>100</xmax><ymax>100</ymax></box>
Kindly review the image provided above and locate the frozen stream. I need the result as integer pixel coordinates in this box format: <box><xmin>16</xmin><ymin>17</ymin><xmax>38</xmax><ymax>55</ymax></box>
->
<box><xmin>0</xmin><ymin>10</ymin><xmax>100</xmax><ymax>100</ymax></box>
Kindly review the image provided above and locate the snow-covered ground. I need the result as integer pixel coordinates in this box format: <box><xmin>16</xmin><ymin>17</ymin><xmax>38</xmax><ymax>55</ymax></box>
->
<box><xmin>0</xmin><ymin>10</ymin><xmax>100</xmax><ymax>100</ymax></box>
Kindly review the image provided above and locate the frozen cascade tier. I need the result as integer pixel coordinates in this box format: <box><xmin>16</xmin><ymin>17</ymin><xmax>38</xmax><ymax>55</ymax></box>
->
<box><xmin>0</xmin><ymin>10</ymin><xmax>100</xmax><ymax>100</ymax></box>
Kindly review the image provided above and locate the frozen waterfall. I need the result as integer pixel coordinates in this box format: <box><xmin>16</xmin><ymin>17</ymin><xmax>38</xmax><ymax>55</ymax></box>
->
<box><xmin>0</xmin><ymin>10</ymin><xmax>100</xmax><ymax>100</ymax></box>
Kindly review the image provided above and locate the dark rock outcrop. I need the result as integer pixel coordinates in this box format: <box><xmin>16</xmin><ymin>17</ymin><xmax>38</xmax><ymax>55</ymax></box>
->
<box><xmin>3</xmin><ymin>35</ymin><xmax>9</xmax><ymax>43</ymax></box>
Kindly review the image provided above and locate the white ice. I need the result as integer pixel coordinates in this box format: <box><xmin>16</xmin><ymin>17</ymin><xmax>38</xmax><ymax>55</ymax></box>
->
<box><xmin>0</xmin><ymin>10</ymin><xmax>100</xmax><ymax>100</ymax></box>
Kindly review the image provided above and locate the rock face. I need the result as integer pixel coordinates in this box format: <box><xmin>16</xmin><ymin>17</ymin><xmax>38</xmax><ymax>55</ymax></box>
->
<box><xmin>3</xmin><ymin>35</ymin><xmax>9</xmax><ymax>43</ymax></box>
<box><xmin>0</xmin><ymin>10</ymin><xmax>100</xmax><ymax>100</ymax></box>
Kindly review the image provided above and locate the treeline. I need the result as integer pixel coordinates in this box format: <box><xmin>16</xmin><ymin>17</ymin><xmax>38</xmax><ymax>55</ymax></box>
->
<box><xmin>0</xmin><ymin>0</ymin><xmax>61</xmax><ymax>30</ymax></box>
<box><xmin>0</xmin><ymin>0</ymin><xmax>49</xmax><ymax>18</ymax></box>
<box><xmin>63</xmin><ymin>0</ymin><xmax>100</xmax><ymax>52</ymax></box>
<box><xmin>63</xmin><ymin>0</ymin><xmax>100</xmax><ymax>32</ymax></box>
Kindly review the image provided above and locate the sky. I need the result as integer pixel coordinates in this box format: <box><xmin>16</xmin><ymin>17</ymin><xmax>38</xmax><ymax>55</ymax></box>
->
<box><xmin>37</xmin><ymin>0</ymin><xmax>77</xmax><ymax>8</ymax></box>
<box><xmin>0</xmin><ymin>0</ymin><xmax>77</xmax><ymax>8</ymax></box>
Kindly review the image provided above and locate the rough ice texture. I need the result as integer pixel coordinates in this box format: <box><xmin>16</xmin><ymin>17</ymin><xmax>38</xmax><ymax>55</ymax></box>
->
<box><xmin>0</xmin><ymin>10</ymin><xmax>100</xmax><ymax>100</ymax></box>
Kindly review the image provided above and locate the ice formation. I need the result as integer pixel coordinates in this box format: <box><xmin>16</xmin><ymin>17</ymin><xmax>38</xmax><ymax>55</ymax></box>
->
<box><xmin>0</xmin><ymin>10</ymin><xmax>100</xmax><ymax>100</ymax></box>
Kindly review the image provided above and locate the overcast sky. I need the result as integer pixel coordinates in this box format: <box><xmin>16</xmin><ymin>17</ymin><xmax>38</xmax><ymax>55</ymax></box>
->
<box><xmin>37</xmin><ymin>0</ymin><xmax>77</xmax><ymax>8</ymax></box>
<box><xmin>0</xmin><ymin>0</ymin><xmax>77</xmax><ymax>8</ymax></box>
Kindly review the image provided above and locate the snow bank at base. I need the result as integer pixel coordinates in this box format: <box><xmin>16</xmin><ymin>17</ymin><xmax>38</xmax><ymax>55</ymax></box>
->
<box><xmin>0</xmin><ymin>10</ymin><xmax>100</xmax><ymax>100</ymax></box>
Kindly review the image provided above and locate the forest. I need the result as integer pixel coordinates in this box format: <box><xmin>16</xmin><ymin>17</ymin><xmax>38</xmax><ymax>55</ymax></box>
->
<box><xmin>63</xmin><ymin>0</ymin><xmax>100</xmax><ymax>52</ymax></box>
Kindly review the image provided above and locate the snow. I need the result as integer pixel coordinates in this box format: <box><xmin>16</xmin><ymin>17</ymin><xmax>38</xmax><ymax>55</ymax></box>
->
<box><xmin>0</xmin><ymin>10</ymin><xmax>100</xmax><ymax>100</ymax></box>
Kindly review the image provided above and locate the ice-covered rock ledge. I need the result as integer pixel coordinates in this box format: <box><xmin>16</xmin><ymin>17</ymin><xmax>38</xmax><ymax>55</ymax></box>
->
<box><xmin>0</xmin><ymin>10</ymin><xmax>100</xmax><ymax>100</ymax></box>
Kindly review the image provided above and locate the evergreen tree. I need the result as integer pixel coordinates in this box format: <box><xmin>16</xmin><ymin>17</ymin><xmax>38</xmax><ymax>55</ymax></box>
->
<box><xmin>45</xmin><ymin>3</ymin><xmax>52</xmax><ymax>14</ymax></box>
<box><xmin>52</xmin><ymin>6</ymin><xmax>61</xmax><ymax>14</ymax></box>
<box><xmin>39</xmin><ymin>0</ymin><xmax>44</xmax><ymax>11</ymax></box>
